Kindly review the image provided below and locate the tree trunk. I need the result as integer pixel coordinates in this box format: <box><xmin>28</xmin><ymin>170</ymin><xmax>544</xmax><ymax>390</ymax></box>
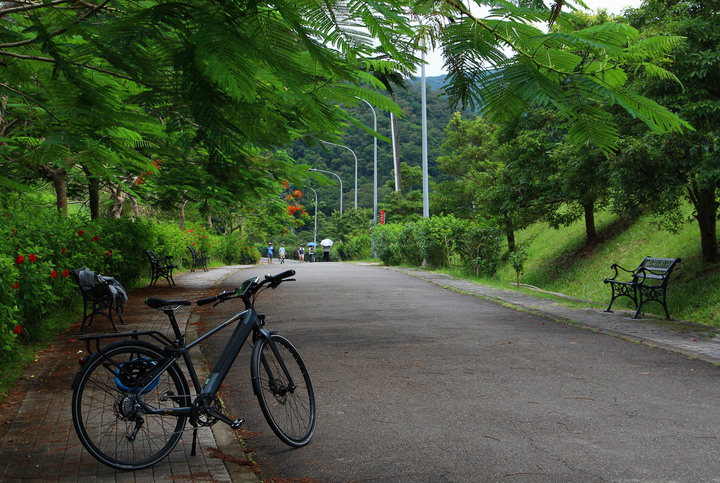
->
<box><xmin>391</xmin><ymin>92</ymin><xmax>402</xmax><ymax>193</ymax></box>
<box><xmin>691</xmin><ymin>186</ymin><xmax>718</xmax><ymax>263</ymax></box>
<box><xmin>584</xmin><ymin>200</ymin><xmax>597</xmax><ymax>245</ymax></box>
<box><xmin>82</xmin><ymin>166</ymin><xmax>101</xmax><ymax>219</ymax></box>
<box><xmin>108</xmin><ymin>184</ymin><xmax>127</xmax><ymax>219</ymax></box>
<box><xmin>40</xmin><ymin>165</ymin><xmax>68</xmax><ymax>217</ymax></box>
<box><xmin>506</xmin><ymin>229</ymin><xmax>515</xmax><ymax>253</ymax></box>
<box><xmin>206</xmin><ymin>213</ymin><xmax>213</xmax><ymax>230</ymax></box>
<box><xmin>178</xmin><ymin>200</ymin><xmax>187</xmax><ymax>230</ymax></box>
<box><xmin>128</xmin><ymin>196</ymin><xmax>140</xmax><ymax>217</ymax></box>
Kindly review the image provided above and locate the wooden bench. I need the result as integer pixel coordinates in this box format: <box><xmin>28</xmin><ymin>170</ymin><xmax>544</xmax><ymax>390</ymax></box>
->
<box><xmin>146</xmin><ymin>250</ymin><xmax>177</xmax><ymax>287</ymax></box>
<box><xmin>187</xmin><ymin>245</ymin><xmax>210</xmax><ymax>272</ymax></box>
<box><xmin>603</xmin><ymin>257</ymin><xmax>681</xmax><ymax>319</ymax></box>
<box><xmin>73</xmin><ymin>267</ymin><xmax>127</xmax><ymax>332</ymax></box>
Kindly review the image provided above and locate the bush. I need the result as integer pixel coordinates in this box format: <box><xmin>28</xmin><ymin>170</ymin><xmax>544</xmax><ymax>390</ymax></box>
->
<box><xmin>375</xmin><ymin>223</ymin><xmax>404</xmax><ymax>265</ymax></box>
<box><xmin>375</xmin><ymin>216</ymin><xmax>502</xmax><ymax>275</ymax></box>
<box><xmin>338</xmin><ymin>234</ymin><xmax>372</xmax><ymax>260</ymax></box>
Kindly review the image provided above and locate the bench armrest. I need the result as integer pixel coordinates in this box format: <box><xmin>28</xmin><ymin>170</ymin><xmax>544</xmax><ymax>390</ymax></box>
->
<box><xmin>604</xmin><ymin>263</ymin><xmax>637</xmax><ymax>283</ymax></box>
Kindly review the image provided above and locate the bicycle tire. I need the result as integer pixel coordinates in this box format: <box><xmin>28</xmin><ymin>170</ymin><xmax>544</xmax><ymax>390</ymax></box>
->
<box><xmin>251</xmin><ymin>334</ymin><xmax>316</xmax><ymax>447</ymax></box>
<box><xmin>71</xmin><ymin>341</ymin><xmax>190</xmax><ymax>470</ymax></box>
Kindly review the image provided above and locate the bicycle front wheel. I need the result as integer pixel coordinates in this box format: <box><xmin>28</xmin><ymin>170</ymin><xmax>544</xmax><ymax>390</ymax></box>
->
<box><xmin>71</xmin><ymin>341</ymin><xmax>190</xmax><ymax>470</ymax></box>
<box><xmin>251</xmin><ymin>334</ymin><xmax>316</xmax><ymax>447</ymax></box>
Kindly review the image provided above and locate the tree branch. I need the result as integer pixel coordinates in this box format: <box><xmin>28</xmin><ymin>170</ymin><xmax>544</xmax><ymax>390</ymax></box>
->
<box><xmin>0</xmin><ymin>51</ymin><xmax>153</xmax><ymax>87</ymax></box>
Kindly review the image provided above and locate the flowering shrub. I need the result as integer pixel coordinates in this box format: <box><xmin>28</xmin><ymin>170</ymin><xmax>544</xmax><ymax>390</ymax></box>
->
<box><xmin>0</xmin><ymin>204</ymin><xmax>225</xmax><ymax>363</ymax></box>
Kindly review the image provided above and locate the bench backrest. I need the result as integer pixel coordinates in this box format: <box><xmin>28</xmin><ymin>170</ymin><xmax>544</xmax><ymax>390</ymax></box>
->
<box><xmin>146</xmin><ymin>250</ymin><xmax>160</xmax><ymax>265</ymax></box>
<box><xmin>636</xmin><ymin>257</ymin><xmax>680</xmax><ymax>284</ymax></box>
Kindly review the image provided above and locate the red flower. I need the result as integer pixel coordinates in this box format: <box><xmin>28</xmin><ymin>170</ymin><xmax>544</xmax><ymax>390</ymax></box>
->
<box><xmin>51</xmin><ymin>270</ymin><xmax>57</xmax><ymax>278</ymax></box>
<box><xmin>78</xmin><ymin>230</ymin><xmax>84</xmax><ymax>236</ymax></box>
<box><xmin>282</xmin><ymin>180</ymin><xmax>288</xmax><ymax>189</ymax></box>
<box><xmin>107</xmin><ymin>250</ymin><xmax>112</xmax><ymax>257</ymax></box>
<box><xmin>62</xmin><ymin>247</ymin><xmax>66</xmax><ymax>255</ymax></box>
<box><xmin>92</xmin><ymin>235</ymin><xmax>99</xmax><ymax>242</ymax></box>
<box><xmin>13</xmin><ymin>325</ymin><xmax>22</xmax><ymax>335</ymax></box>
<box><xmin>28</xmin><ymin>253</ymin><xmax>37</xmax><ymax>262</ymax></box>
<box><xmin>12</xmin><ymin>282</ymin><xmax>19</xmax><ymax>290</ymax></box>
<box><xmin>62</xmin><ymin>269</ymin><xmax>70</xmax><ymax>278</ymax></box>
<box><xmin>294</xmin><ymin>190</ymin><xmax>302</xmax><ymax>199</ymax></box>
<box><xmin>15</xmin><ymin>255</ymin><xmax>24</xmax><ymax>264</ymax></box>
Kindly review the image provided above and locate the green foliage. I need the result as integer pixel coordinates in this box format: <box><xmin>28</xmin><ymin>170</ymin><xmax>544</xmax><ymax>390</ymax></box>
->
<box><xmin>375</xmin><ymin>215</ymin><xmax>501</xmax><ymax>274</ymax></box>
<box><xmin>434</xmin><ymin>0</ymin><xmax>692</xmax><ymax>153</ymax></box>
<box><xmin>214</xmin><ymin>236</ymin><xmax>261</xmax><ymax>265</ymax></box>
<box><xmin>338</xmin><ymin>235</ymin><xmax>372</xmax><ymax>260</ymax></box>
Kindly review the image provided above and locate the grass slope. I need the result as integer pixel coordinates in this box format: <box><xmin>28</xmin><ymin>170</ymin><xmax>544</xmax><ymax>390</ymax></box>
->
<box><xmin>484</xmin><ymin>208</ymin><xmax>720</xmax><ymax>326</ymax></box>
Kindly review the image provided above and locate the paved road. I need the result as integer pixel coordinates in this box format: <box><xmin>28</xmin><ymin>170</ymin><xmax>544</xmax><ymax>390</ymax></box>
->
<box><xmin>197</xmin><ymin>262</ymin><xmax>720</xmax><ymax>482</ymax></box>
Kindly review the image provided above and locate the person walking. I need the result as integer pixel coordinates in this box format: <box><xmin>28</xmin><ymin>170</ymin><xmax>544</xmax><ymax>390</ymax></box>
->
<box><xmin>279</xmin><ymin>243</ymin><xmax>286</xmax><ymax>264</ymax></box>
<box><xmin>298</xmin><ymin>244</ymin><xmax>305</xmax><ymax>262</ymax></box>
<box><xmin>267</xmin><ymin>242</ymin><xmax>274</xmax><ymax>264</ymax></box>
<box><xmin>309</xmin><ymin>245</ymin><xmax>315</xmax><ymax>263</ymax></box>
<box><xmin>323</xmin><ymin>244</ymin><xmax>330</xmax><ymax>262</ymax></box>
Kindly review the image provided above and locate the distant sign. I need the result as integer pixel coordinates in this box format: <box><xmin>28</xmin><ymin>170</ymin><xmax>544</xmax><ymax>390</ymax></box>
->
<box><xmin>380</xmin><ymin>210</ymin><xmax>385</xmax><ymax>225</ymax></box>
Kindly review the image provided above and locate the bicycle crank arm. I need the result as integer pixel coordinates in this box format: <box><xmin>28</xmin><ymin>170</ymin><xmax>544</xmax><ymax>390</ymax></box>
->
<box><xmin>206</xmin><ymin>407</ymin><xmax>244</xmax><ymax>429</ymax></box>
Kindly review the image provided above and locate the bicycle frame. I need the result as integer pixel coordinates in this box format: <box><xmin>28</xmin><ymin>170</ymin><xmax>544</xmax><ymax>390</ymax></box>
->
<box><xmin>80</xmin><ymin>302</ymin><xmax>296</xmax><ymax>421</ymax></box>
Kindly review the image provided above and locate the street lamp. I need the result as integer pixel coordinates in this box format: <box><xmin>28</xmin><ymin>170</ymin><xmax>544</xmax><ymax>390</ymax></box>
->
<box><xmin>420</xmin><ymin>36</ymin><xmax>430</xmax><ymax>219</ymax></box>
<box><xmin>306</xmin><ymin>186</ymin><xmax>318</xmax><ymax>248</ymax></box>
<box><xmin>320</xmin><ymin>141</ymin><xmax>358</xmax><ymax>209</ymax></box>
<box><xmin>355</xmin><ymin>96</ymin><xmax>378</xmax><ymax>256</ymax></box>
<box><xmin>309</xmin><ymin>168</ymin><xmax>343</xmax><ymax>214</ymax></box>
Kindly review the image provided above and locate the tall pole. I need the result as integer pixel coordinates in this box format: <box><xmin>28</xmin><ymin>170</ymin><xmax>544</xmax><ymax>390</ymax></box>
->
<box><xmin>355</xmin><ymin>97</ymin><xmax>377</xmax><ymax>228</ymax></box>
<box><xmin>421</xmin><ymin>37</ymin><xmax>430</xmax><ymax>219</ymax></box>
<box><xmin>356</xmin><ymin>97</ymin><xmax>378</xmax><ymax>257</ymax></box>
<box><xmin>307</xmin><ymin>186</ymin><xmax>318</xmax><ymax>247</ymax></box>
<box><xmin>309</xmin><ymin>168</ymin><xmax>343</xmax><ymax>214</ymax></box>
<box><xmin>320</xmin><ymin>141</ymin><xmax>358</xmax><ymax>209</ymax></box>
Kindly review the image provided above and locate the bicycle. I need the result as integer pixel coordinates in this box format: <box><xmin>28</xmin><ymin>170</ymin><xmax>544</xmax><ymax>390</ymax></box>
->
<box><xmin>70</xmin><ymin>269</ymin><xmax>315</xmax><ymax>471</ymax></box>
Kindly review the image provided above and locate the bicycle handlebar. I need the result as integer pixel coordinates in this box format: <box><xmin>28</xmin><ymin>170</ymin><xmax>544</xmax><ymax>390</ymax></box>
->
<box><xmin>265</xmin><ymin>269</ymin><xmax>296</xmax><ymax>283</ymax></box>
<box><xmin>196</xmin><ymin>270</ymin><xmax>296</xmax><ymax>307</ymax></box>
<box><xmin>196</xmin><ymin>290</ymin><xmax>235</xmax><ymax>306</ymax></box>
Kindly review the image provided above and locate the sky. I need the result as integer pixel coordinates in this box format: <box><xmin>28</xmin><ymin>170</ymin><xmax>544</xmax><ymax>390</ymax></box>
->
<box><xmin>421</xmin><ymin>0</ymin><xmax>643</xmax><ymax>76</ymax></box>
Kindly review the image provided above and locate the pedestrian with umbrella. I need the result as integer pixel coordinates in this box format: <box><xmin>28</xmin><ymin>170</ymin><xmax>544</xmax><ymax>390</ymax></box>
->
<box><xmin>321</xmin><ymin>239</ymin><xmax>333</xmax><ymax>262</ymax></box>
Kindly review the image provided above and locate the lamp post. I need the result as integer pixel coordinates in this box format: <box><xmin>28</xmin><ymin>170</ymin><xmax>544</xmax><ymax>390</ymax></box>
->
<box><xmin>421</xmin><ymin>36</ymin><xmax>430</xmax><ymax>219</ymax></box>
<box><xmin>309</xmin><ymin>168</ymin><xmax>343</xmax><ymax>214</ymax></box>
<box><xmin>355</xmin><ymin>97</ymin><xmax>378</xmax><ymax>257</ymax></box>
<box><xmin>306</xmin><ymin>186</ymin><xmax>318</xmax><ymax>248</ymax></box>
<box><xmin>320</xmin><ymin>141</ymin><xmax>358</xmax><ymax>209</ymax></box>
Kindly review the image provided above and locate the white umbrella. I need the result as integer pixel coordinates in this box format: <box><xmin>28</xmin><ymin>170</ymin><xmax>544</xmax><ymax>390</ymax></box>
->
<box><xmin>320</xmin><ymin>238</ymin><xmax>333</xmax><ymax>247</ymax></box>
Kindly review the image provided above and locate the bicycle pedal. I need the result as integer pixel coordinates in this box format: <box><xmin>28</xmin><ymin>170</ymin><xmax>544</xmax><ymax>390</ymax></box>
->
<box><xmin>231</xmin><ymin>418</ymin><xmax>244</xmax><ymax>429</ymax></box>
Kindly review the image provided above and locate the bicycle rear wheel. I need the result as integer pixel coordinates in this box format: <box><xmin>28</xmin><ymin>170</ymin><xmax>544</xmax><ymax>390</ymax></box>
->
<box><xmin>71</xmin><ymin>341</ymin><xmax>190</xmax><ymax>470</ymax></box>
<box><xmin>251</xmin><ymin>334</ymin><xmax>316</xmax><ymax>447</ymax></box>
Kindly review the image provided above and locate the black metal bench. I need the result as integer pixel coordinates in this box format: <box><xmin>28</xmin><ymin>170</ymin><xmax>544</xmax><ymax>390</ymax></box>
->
<box><xmin>187</xmin><ymin>245</ymin><xmax>210</xmax><ymax>272</ymax></box>
<box><xmin>73</xmin><ymin>267</ymin><xmax>127</xmax><ymax>332</ymax></box>
<box><xmin>603</xmin><ymin>256</ymin><xmax>681</xmax><ymax>319</ymax></box>
<box><xmin>146</xmin><ymin>250</ymin><xmax>177</xmax><ymax>287</ymax></box>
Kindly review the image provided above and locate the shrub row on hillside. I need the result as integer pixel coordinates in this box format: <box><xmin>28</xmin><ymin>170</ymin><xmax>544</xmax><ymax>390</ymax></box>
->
<box><xmin>374</xmin><ymin>215</ymin><xmax>502</xmax><ymax>276</ymax></box>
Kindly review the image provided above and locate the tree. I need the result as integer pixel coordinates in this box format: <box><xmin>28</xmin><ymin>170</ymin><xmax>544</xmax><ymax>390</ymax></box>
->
<box><xmin>617</xmin><ymin>0</ymin><xmax>720</xmax><ymax>262</ymax></box>
<box><xmin>417</xmin><ymin>0</ymin><xmax>691</xmax><ymax>153</ymax></box>
<box><xmin>1</xmin><ymin>0</ymin><xmax>416</xmax><ymax>218</ymax></box>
